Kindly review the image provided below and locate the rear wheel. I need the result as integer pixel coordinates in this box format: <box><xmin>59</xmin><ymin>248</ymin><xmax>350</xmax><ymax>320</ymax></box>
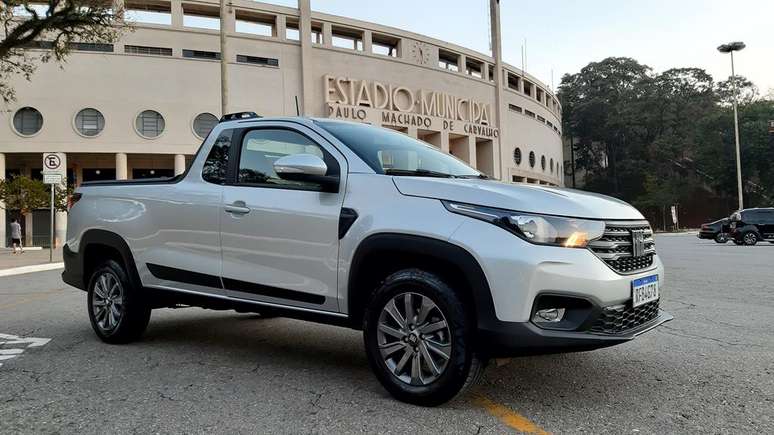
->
<box><xmin>87</xmin><ymin>260</ymin><xmax>151</xmax><ymax>344</ymax></box>
<box><xmin>743</xmin><ymin>232</ymin><xmax>759</xmax><ymax>246</ymax></box>
<box><xmin>363</xmin><ymin>269</ymin><xmax>486</xmax><ymax>406</ymax></box>
<box><xmin>714</xmin><ymin>233</ymin><xmax>728</xmax><ymax>243</ymax></box>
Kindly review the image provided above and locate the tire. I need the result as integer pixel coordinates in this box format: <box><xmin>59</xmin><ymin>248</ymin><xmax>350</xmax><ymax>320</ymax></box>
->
<box><xmin>742</xmin><ymin>232</ymin><xmax>759</xmax><ymax>246</ymax></box>
<box><xmin>87</xmin><ymin>260</ymin><xmax>151</xmax><ymax>344</ymax></box>
<box><xmin>363</xmin><ymin>269</ymin><xmax>486</xmax><ymax>406</ymax></box>
<box><xmin>714</xmin><ymin>233</ymin><xmax>728</xmax><ymax>243</ymax></box>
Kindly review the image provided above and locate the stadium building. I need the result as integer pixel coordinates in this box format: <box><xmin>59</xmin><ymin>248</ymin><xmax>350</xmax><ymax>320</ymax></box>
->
<box><xmin>0</xmin><ymin>0</ymin><xmax>563</xmax><ymax>246</ymax></box>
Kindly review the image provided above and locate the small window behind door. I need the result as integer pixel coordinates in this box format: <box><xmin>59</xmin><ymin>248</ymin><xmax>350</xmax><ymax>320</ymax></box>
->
<box><xmin>202</xmin><ymin>130</ymin><xmax>232</xmax><ymax>184</ymax></box>
<box><xmin>237</xmin><ymin>129</ymin><xmax>336</xmax><ymax>189</ymax></box>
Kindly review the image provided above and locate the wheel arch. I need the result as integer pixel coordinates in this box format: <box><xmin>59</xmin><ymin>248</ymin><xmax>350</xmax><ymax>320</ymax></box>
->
<box><xmin>79</xmin><ymin>229</ymin><xmax>142</xmax><ymax>291</ymax></box>
<box><xmin>347</xmin><ymin>233</ymin><xmax>496</xmax><ymax>332</ymax></box>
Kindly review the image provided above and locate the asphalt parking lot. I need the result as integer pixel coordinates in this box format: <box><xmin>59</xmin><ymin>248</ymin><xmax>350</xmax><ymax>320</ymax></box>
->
<box><xmin>1</xmin><ymin>233</ymin><xmax>772</xmax><ymax>434</ymax></box>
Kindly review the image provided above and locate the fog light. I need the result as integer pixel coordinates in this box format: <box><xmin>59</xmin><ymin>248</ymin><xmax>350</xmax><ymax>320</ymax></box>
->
<box><xmin>532</xmin><ymin>308</ymin><xmax>566</xmax><ymax>323</ymax></box>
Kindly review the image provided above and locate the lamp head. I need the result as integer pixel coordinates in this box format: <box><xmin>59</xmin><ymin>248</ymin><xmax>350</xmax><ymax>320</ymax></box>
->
<box><xmin>717</xmin><ymin>41</ymin><xmax>746</xmax><ymax>53</ymax></box>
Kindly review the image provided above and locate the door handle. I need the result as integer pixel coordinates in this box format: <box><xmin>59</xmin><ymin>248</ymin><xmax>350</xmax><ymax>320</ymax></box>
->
<box><xmin>224</xmin><ymin>201</ymin><xmax>251</xmax><ymax>215</ymax></box>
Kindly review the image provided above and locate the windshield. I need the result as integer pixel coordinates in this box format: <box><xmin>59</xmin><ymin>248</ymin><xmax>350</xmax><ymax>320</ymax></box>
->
<box><xmin>316</xmin><ymin>120</ymin><xmax>483</xmax><ymax>178</ymax></box>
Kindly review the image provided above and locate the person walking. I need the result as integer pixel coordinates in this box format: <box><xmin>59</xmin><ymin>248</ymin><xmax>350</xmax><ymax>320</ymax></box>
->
<box><xmin>10</xmin><ymin>218</ymin><xmax>23</xmax><ymax>254</ymax></box>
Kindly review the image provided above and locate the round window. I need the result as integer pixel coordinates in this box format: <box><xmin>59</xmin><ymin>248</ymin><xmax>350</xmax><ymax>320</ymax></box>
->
<box><xmin>541</xmin><ymin>155</ymin><xmax>546</xmax><ymax>171</ymax></box>
<box><xmin>13</xmin><ymin>107</ymin><xmax>43</xmax><ymax>136</ymax></box>
<box><xmin>75</xmin><ymin>108</ymin><xmax>105</xmax><ymax>137</ymax></box>
<box><xmin>193</xmin><ymin>113</ymin><xmax>218</xmax><ymax>139</ymax></box>
<box><xmin>513</xmin><ymin>147</ymin><xmax>522</xmax><ymax>165</ymax></box>
<box><xmin>135</xmin><ymin>110</ymin><xmax>165</xmax><ymax>138</ymax></box>
<box><xmin>550</xmin><ymin>158</ymin><xmax>554</xmax><ymax>173</ymax></box>
<box><xmin>529</xmin><ymin>151</ymin><xmax>536</xmax><ymax>168</ymax></box>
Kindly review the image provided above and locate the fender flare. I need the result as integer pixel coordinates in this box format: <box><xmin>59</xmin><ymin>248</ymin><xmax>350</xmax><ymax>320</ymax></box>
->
<box><xmin>65</xmin><ymin>229</ymin><xmax>141</xmax><ymax>291</ymax></box>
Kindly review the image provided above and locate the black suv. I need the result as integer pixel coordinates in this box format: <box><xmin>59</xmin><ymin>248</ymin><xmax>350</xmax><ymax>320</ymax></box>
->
<box><xmin>698</xmin><ymin>218</ymin><xmax>731</xmax><ymax>243</ymax></box>
<box><xmin>729</xmin><ymin>208</ymin><xmax>774</xmax><ymax>246</ymax></box>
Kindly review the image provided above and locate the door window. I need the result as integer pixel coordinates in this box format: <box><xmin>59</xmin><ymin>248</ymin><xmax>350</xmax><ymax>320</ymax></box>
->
<box><xmin>202</xmin><ymin>130</ymin><xmax>232</xmax><ymax>184</ymax></box>
<box><xmin>237</xmin><ymin>129</ymin><xmax>337</xmax><ymax>189</ymax></box>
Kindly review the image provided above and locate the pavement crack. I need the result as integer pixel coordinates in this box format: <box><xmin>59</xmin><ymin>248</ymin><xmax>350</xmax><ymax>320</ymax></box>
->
<box><xmin>658</xmin><ymin>325</ymin><xmax>763</xmax><ymax>348</ymax></box>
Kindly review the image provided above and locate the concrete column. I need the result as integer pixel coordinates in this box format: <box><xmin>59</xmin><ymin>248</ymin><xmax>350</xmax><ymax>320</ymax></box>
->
<box><xmin>75</xmin><ymin>165</ymin><xmax>83</xmax><ymax>188</ymax></box>
<box><xmin>482</xmin><ymin>63</ymin><xmax>489</xmax><ymax>81</ymax></box>
<box><xmin>489</xmin><ymin>0</ymin><xmax>504</xmax><ymax>181</ymax></box>
<box><xmin>322</xmin><ymin>22</ymin><xmax>332</xmax><ymax>47</ymax></box>
<box><xmin>406</xmin><ymin>126</ymin><xmax>418</xmax><ymax>139</ymax></box>
<box><xmin>174</xmin><ymin>154</ymin><xmax>186</xmax><ymax>175</ymax></box>
<box><xmin>298</xmin><ymin>0</ymin><xmax>313</xmax><ymax>115</ymax></box>
<box><xmin>276</xmin><ymin>15</ymin><xmax>286</xmax><ymax>40</ymax></box>
<box><xmin>458</xmin><ymin>54</ymin><xmax>466</xmax><ymax>74</ymax></box>
<box><xmin>0</xmin><ymin>153</ymin><xmax>5</xmax><ymax>248</ymax></box>
<box><xmin>363</xmin><ymin>30</ymin><xmax>372</xmax><ymax>53</ymax></box>
<box><xmin>223</xmin><ymin>2</ymin><xmax>235</xmax><ymax>33</ymax></box>
<box><xmin>116</xmin><ymin>153</ymin><xmax>128</xmax><ymax>180</ymax></box>
<box><xmin>54</xmin><ymin>154</ymin><xmax>67</xmax><ymax>248</ymax></box>
<box><xmin>440</xmin><ymin>131</ymin><xmax>450</xmax><ymax>154</ymax></box>
<box><xmin>467</xmin><ymin>135</ymin><xmax>477</xmax><ymax>169</ymax></box>
<box><xmin>171</xmin><ymin>0</ymin><xmax>183</xmax><ymax>28</ymax></box>
<box><xmin>22</xmin><ymin>166</ymin><xmax>33</xmax><ymax>246</ymax></box>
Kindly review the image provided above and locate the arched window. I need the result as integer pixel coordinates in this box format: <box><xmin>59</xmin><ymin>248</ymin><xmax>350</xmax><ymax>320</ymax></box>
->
<box><xmin>135</xmin><ymin>110</ymin><xmax>165</xmax><ymax>138</ymax></box>
<box><xmin>75</xmin><ymin>108</ymin><xmax>105</xmax><ymax>136</ymax></box>
<box><xmin>529</xmin><ymin>151</ymin><xmax>536</xmax><ymax>168</ymax></box>
<box><xmin>13</xmin><ymin>107</ymin><xmax>43</xmax><ymax>135</ymax></box>
<box><xmin>193</xmin><ymin>113</ymin><xmax>218</xmax><ymax>139</ymax></box>
<box><xmin>513</xmin><ymin>147</ymin><xmax>522</xmax><ymax>165</ymax></box>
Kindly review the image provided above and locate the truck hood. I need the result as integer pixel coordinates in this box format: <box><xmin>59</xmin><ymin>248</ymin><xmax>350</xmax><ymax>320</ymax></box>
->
<box><xmin>392</xmin><ymin>178</ymin><xmax>644</xmax><ymax>220</ymax></box>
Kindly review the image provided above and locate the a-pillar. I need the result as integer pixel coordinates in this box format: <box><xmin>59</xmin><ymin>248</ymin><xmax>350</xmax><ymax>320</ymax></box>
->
<box><xmin>174</xmin><ymin>154</ymin><xmax>186</xmax><ymax>175</ymax></box>
<box><xmin>0</xmin><ymin>153</ymin><xmax>5</xmax><ymax>247</ymax></box>
<box><xmin>116</xmin><ymin>153</ymin><xmax>128</xmax><ymax>180</ymax></box>
<box><xmin>54</xmin><ymin>153</ymin><xmax>67</xmax><ymax>247</ymax></box>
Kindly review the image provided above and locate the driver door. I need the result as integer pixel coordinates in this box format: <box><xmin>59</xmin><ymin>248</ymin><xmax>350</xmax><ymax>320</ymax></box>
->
<box><xmin>219</xmin><ymin>123</ymin><xmax>346</xmax><ymax>313</ymax></box>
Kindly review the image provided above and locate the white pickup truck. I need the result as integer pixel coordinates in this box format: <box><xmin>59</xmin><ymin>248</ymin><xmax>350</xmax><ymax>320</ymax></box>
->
<box><xmin>62</xmin><ymin>113</ymin><xmax>672</xmax><ymax>405</ymax></box>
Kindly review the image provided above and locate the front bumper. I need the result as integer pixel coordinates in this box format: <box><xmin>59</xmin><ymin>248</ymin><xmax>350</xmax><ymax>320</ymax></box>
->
<box><xmin>477</xmin><ymin>309</ymin><xmax>673</xmax><ymax>357</ymax></box>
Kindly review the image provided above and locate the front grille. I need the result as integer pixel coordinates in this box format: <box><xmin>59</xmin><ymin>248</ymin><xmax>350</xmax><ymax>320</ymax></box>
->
<box><xmin>589</xmin><ymin>299</ymin><xmax>660</xmax><ymax>335</ymax></box>
<box><xmin>588</xmin><ymin>221</ymin><xmax>656</xmax><ymax>274</ymax></box>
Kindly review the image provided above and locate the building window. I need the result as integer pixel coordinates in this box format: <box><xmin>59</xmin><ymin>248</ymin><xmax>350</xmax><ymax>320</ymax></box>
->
<box><xmin>286</xmin><ymin>20</ymin><xmax>300</xmax><ymax>40</ymax></box>
<box><xmin>541</xmin><ymin>155</ymin><xmax>546</xmax><ymax>171</ymax></box>
<box><xmin>466</xmin><ymin>58</ymin><xmax>483</xmax><ymax>78</ymax></box>
<box><xmin>507</xmin><ymin>72</ymin><xmax>520</xmax><ymax>91</ymax></box>
<box><xmin>13</xmin><ymin>107</ymin><xmax>43</xmax><ymax>136</ymax></box>
<box><xmin>529</xmin><ymin>151</ymin><xmax>535</xmax><ymax>168</ymax></box>
<box><xmin>310</xmin><ymin>22</ymin><xmax>323</xmax><ymax>44</ymax></box>
<box><xmin>236</xmin><ymin>54</ymin><xmax>279</xmax><ymax>67</ymax></box>
<box><xmin>438</xmin><ymin>49</ymin><xmax>459</xmax><ymax>72</ymax></box>
<box><xmin>508</xmin><ymin>104</ymin><xmax>522</xmax><ymax>113</ymax></box>
<box><xmin>513</xmin><ymin>147</ymin><xmax>522</xmax><ymax>165</ymax></box>
<box><xmin>124</xmin><ymin>1</ymin><xmax>172</xmax><ymax>25</ymax></box>
<box><xmin>182</xmin><ymin>49</ymin><xmax>220</xmax><ymax>60</ymax></box>
<box><xmin>372</xmin><ymin>33</ymin><xmax>399</xmax><ymax>57</ymax></box>
<box><xmin>524</xmin><ymin>110</ymin><xmax>536</xmax><ymax>118</ymax></box>
<box><xmin>125</xmin><ymin>45</ymin><xmax>173</xmax><ymax>56</ymax></box>
<box><xmin>536</xmin><ymin>88</ymin><xmax>544</xmax><ymax>103</ymax></box>
<box><xmin>235</xmin><ymin>11</ymin><xmax>275</xmax><ymax>36</ymax></box>
<box><xmin>70</xmin><ymin>42</ymin><xmax>113</xmax><ymax>52</ymax></box>
<box><xmin>183</xmin><ymin>4</ymin><xmax>220</xmax><ymax>30</ymax></box>
<box><xmin>75</xmin><ymin>108</ymin><xmax>105</xmax><ymax>137</ymax></box>
<box><xmin>550</xmin><ymin>158</ymin><xmax>554</xmax><ymax>173</ymax></box>
<box><xmin>488</xmin><ymin>65</ymin><xmax>495</xmax><ymax>82</ymax></box>
<box><xmin>523</xmin><ymin>80</ymin><xmax>533</xmax><ymax>97</ymax></box>
<box><xmin>135</xmin><ymin>110</ymin><xmax>165</xmax><ymax>138</ymax></box>
<box><xmin>537</xmin><ymin>115</ymin><xmax>546</xmax><ymax>123</ymax></box>
<box><xmin>331</xmin><ymin>27</ymin><xmax>363</xmax><ymax>51</ymax></box>
<box><xmin>193</xmin><ymin>113</ymin><xmax>218</xmax><ymax>139</ymax></box>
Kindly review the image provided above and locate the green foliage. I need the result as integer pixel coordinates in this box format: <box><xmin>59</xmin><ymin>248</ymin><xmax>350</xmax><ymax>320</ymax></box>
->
<box><xmin>559</xmin><ymin>57</ymin><xmax>774</xmax><ymax>218</ymax></box>
<box><xmin>0</xmin><ymin>175</ymin><xmax>69</xmax><ymax>215</ymax></box>
<box><xmin>0</xmin><ymin>0</ymin><xmax>127</xmax><ymax>102</ymax></box>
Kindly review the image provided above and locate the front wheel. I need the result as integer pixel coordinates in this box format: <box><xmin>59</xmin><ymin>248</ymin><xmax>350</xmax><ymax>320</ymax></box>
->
<box><xmin>87</xmin><ymin>260</ymin><xmax>151</xmax><ymax>344</ymax></box>
<box><xmin>714</xmin><ymin>233</ymin><xmax>728</xmax><ymax>243</ymax></box>
<box><xmin>363</xmin><ymin>269</ymin><xmax>486</xmax><ymax>406</ymax></box>
<box><xmin>743</xmin><ymin>232</ymin><xmax>759</xmax><ymax>246</ymax></box>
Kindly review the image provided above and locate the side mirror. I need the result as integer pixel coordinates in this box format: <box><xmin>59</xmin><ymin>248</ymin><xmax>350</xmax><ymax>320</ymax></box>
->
<box><xmin>273</xmin><ymin>154</ymin><xmax>339</xmax><ymax>192</ymax></box>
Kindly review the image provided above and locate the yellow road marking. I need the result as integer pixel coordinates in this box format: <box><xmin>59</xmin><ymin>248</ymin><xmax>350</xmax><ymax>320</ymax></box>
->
<box><xmin>0</xmin><ymin>290</ymin><xmax>63</xmax><ymax>311</ymax></box>
<box><xmin>474</xmin><ymin>394</ymin><xmax>551</xmax><ymax>434</ymax></box>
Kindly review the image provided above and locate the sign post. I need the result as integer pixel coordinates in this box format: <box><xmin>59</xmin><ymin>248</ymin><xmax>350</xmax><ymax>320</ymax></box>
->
<box><xmin>42</xmin><ymin>153</ymin><xmax>65</xmax><ymax>262</ymax></box>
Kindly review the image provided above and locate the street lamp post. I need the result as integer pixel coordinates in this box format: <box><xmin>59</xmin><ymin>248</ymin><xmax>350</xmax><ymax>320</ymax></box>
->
<box><xmin>717</xmin><ymin>41</ymin><xmax>746</xmax><ymax>211</ymax></box>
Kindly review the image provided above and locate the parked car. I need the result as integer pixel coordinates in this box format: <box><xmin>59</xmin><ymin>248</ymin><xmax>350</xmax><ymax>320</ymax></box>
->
<box><xmin>62</xmin><ymin>114</ymin><xmax>672</xmax><ymax>406</ymax></box>
<box><xmin>698</xmin><ymin>218</ymin><xmax>731</xmax><ymax>243</ymax></box>
<box><xmin>729</xmin><ymin>208</ymin><xmax>774</xmax><ymax>246</ymax></box>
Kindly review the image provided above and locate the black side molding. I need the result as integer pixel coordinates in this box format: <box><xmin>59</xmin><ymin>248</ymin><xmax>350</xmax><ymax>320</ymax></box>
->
<box><xmin>147</xmin><ymin>263</ymin><xmax>223</xmax><ymax>289</ymax></box>
<box><xmin>339</xmin><ymin>208</ymin><xmax>358</xmax><ymax>239</ymax></box>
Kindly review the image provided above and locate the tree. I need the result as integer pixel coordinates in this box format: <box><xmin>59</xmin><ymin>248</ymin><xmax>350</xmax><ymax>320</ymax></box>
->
<box><xmin>0</xmin><ymin>0</ymin><xmax>125</xmax><ymax>102</ymax></box>
<box><xmin>0</xmin><ymin>176</ymin><xmax>69</xmax><ymax>221</ymax></box>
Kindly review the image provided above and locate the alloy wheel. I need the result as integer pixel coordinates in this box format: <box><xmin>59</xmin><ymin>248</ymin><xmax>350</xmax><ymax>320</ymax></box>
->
<box><xmin>92</xmin><ymin>272</ymin><xmax>125</xmax><ymax>333</ymax></box>
<box><xmin>377</xmin><ymin>292</ymin><xmax>452</xmax><ymax>386</ymax></box>
<box><xmin>744</xmin><ymin>233</ymin><xmax>757</xmax><ymax>245</ymax></box>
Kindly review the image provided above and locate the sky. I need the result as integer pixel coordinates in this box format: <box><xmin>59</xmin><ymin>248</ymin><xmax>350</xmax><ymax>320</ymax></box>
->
<box><xmin>264</xmin><ymin>0</ymin><xmax>774</xmax><ymax>95</ymax></box>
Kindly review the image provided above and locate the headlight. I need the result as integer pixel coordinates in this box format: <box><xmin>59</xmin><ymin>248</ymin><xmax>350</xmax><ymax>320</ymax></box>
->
<box><xmin>443</xmin><ymin>201</ymin><xmax>605</xmax><ymax>248</ymax></box>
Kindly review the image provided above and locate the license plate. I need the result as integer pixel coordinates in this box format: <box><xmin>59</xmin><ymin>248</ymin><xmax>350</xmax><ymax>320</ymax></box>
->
<box><xmin>631</xmin><ymin>275</ymin><xmax>659</xmax><ymax>308</ymax></box>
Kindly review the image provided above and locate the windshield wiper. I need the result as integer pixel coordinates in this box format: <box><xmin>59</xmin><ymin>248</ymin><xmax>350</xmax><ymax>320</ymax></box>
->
<box><xmin>457</xmin><ymin>173</ymin><xmax>489</xmax><ymax>179</ymax></box>
<box><xmin>384</xmin><ymin>168</ymin><xmax>456</xmax><ymax>178</ymax></box>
